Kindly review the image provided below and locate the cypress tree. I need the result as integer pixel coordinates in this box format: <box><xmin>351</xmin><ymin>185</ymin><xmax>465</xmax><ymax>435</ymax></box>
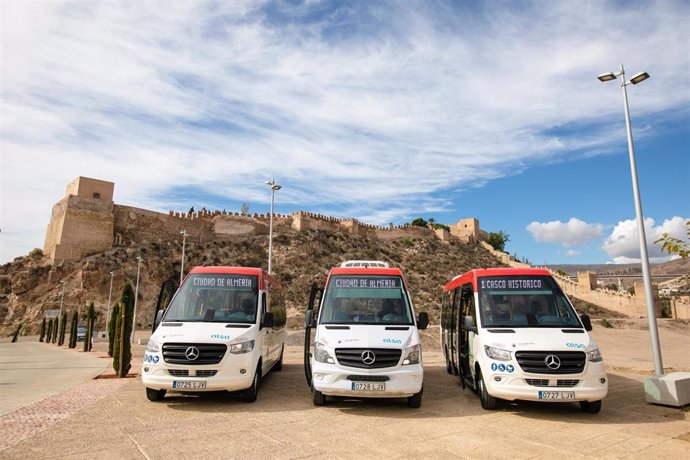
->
<box><xmin>68</xmin><ymin>310</ymin><xmax>78</xmax><ymax>348</ymax></box>
<box><xmin>112</xmin><ymin>304</ymin><xmax>123</xmax><ymax>374</ymax></box>
<box><xmin>39</xmin><ymin>318</ymin><xmax>46</xmax><ymax>342</ymax></box>
<box><xmin>46</xmin><ymin>319</ymin><xmax>54</xmax><ymax>343</ymax></box>
<box><xmin>11</xmin><ymin>324</ymin><xmax>22</xmax><ymax>343</ymax></box>
<box><xmin>108</xmin><ymin>303</ymin><xmax>120</xmax><ymax>357</ymax></box>
<box><xmin>52</xmin><ymin>317</ymin><xmax>58</xmax><ymax>343</ymax></box>
<box><xmin>84</xmin><ymin>302</ymin><xmax>95</xmax><ymax>352</ymax></box>
<box><xmin>113</xmin><ymin>281</ymin><xmax>135</xmax><ymax>377</ymax></box>
<box><xmin>58</xmin><ymin>311</ymin><xmax>67</xmax><ymax>346</ymax></box>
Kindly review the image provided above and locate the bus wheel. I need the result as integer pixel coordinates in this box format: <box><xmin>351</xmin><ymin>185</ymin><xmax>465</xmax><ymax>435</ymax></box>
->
<box><xmin>146</xmin><ymin>388</ymin><xmax>166</xmax><ymax>402</ymax></box>
<box><xmin>273</xmin><ymin>346</ymin><xmax>284</xmax><ymax>372</ymax></box>
<box><xmin>407</xmin><ymin>387</ymin><xmax>423</xmax><ymax>408</ymax></box>
<box><xmin>312</xmin><ymin>383</ymin><xmax>326</xmax><ymax>406</ymax></box>
<box><xmin>244</xmin><ymin>363</ymin><xmax>261</xmax><ymax>403</ymax></box>
<box><xmin>579</xmin><ymin>400</ymin><xmax>602</xmax><ymax>414</ymax></box>
<box><xmin>477</xmin><ymin>370</ymin><xmax>497</xmax><ymax>410</ymax></box>
<box><xmin>445</xmin><ymin>349</ymin><xmax>452</xmax><ymax>374</ymax></box>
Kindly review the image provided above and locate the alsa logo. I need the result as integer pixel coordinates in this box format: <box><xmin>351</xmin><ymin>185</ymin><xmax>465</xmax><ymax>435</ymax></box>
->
<box><xmin>383</xmin><ymin>338</ymin><xmax>402</xmax><ymax>344</ymax></box>
<box><xmin>211</xmin><ymin>334</ymin><xmax>231</xmax><ymax>340</ymax></box>
<box><xmin>566</xmin><ymin>342</ymin><xmax>586</xmax><ymax>349</ymax></box>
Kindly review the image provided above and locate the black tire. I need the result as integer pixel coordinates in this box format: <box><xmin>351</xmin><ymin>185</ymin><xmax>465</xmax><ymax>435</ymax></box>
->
<box><xmin>273</xmin><ymin>346</ymin><xmax>284</xmax><ymax>372</ymax></box>
<box><xmin>477</xmin><ymin>370</ymin><xmax>497</xmax><ymax>410</ymax></box>
<box><xmin>312</xmin><ymin>384</ymin><xmax>326</xmax><ymax>406</ymax></box>
<box><xmin>407</xmin><ymin>387</ymin><xmax>423</xmax><ymax>408</ymax></box>
<box><xmin>244</xmin><ymin>363</ymin><xmax>261</xmax><ymax>403</ymax></box>
<box><xmin>445</xmin><ymin>348</ymin><xmax>453</xmax><ymax>375</ymax></box>
<box><xmin>146</xmin><ymin>388</ymin><xmax>166</xmax><ymax>402</ymax></box>
<box><xmin>580</xmin><ymin>400</ymin><xmax>602</xmax><ymax>414</ymax></box>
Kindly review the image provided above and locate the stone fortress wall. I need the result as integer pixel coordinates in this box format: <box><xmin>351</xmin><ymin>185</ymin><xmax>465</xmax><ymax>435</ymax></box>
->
<box><xmin>44</xmin><ymin>177</ymin><xmax>481</xmax><ymax>264</ymax></box>
<box><xmin>42</xmin><ymin>177</ymin><xmax>686</xmax><ymax>320</ymax></box>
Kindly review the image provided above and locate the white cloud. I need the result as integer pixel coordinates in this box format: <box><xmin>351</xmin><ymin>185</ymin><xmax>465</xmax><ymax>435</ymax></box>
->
<box><xmin>602</xmin><ymin>216</ymin><xmax>689</xmax><ymax>264</ymax></box>
<box><xmin>1</xmin><ymin>1</ymin><xmax>690</xmax><ymax>261</ymax></box>
<box><xmin>565</xmin><ymin>249</ymin><xmax>580</xmax><ymax>257</ymax></box>
<box><xmin>527</xmin><ymin>218</ymin><xmax>605</xmax><ymax>247</ymax></box>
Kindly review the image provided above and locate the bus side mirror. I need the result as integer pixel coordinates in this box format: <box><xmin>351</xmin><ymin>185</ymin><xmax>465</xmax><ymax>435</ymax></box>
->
<box><xmin>417</xmin><ymin>312</ymin><xmax>429</xmax><ymax>330</ymax></box>
<box><xmin>153</xmin><ymin>310</ymin><xmax>164</xmax><ymax>332</ymax></box>
<box><xmin>262</xmin><ymin>312</ymin><xmax>274</xmax><ymax>329</ymax></box>
<box><xmin>580</xmin><ymin>314</ymin><xmax>592</xmax><ymax>331</ymax></box>
<box><xmin>463</xmin><ymin>316</ymin><xmax>477</xmax><ymax>333</ymax></box>
<box><xmin>305</xmin><ymin>310</ymin><xmax>315</xmax><ymax>328</ymax></box>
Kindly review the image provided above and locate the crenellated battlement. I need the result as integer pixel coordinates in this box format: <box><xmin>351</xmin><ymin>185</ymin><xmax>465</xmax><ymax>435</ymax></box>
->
<box><xmin>43</xmin><ymin>177</ymin><xmax>482</xmax><ymax>263</ymax></box>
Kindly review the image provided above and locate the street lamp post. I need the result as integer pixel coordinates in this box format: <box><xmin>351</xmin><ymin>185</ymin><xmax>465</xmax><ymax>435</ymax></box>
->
<box><xmin>180</xmin><ymin>229</ymin><xmax>188</xmax><ymax>284</ymax></box>
<box><xmin>58</xmin><ymin>280</ymin><xmax>67</xmax><ymax>321</ymax></box>
<box><xmin>131</xmin><ymin>256</ymin><xmax>142</xmax><ymax>344</ymax></box>
<box><xmin>105</xmin><ymin>271</ymin><xmax>114</xmax><ymax>340</ymax></box>
<box><xmin>265</xmin><ymin>178</ymin><xmax>282</xmax><ymax>275</ymax></box>
<box><xmin>598</xmin><ymin>64</ymin><xmax>662</xmax><ymax>377</ymax></box>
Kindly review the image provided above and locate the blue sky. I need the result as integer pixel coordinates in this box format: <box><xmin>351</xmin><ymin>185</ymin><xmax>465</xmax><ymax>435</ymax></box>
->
<box><xmin>1</xmin><ymin>0</ymin><xmax>689</xmax><ymax>265</ymax></box>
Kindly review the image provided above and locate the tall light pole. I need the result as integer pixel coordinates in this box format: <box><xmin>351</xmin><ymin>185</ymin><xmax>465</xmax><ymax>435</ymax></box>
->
<box><xmin>180</xmin><ymin>229</ymin><xmax>188</xmax><ymax>284</ymax></box>
<box><xmin>265</xmin><ymin>178</ymin><xmax>282</xmax><ymax>275</ymax></box>
<box><xmin>104</xmin><ymin>271</ymin><xmax>114</xmax><ymax>340</ymax></box>
<box><xmin>131</xmin><ymin>256</ymin><xmax>142</xmax><ymax>344</ymax></box>
<box><xmin>58</xmin><ymin>280</ymin><xmax>67</xmax><ymax>321</ymax></box>
<box><xmin>598</xmin><ymin>64</ymin><xmax>662</xmax><ymax>376</ymax></box>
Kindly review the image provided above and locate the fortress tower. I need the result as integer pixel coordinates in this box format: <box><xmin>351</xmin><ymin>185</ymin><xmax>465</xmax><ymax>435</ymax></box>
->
<box><xmin>44</xmin><ymin>177</ymin><xmax>115</xmax><ymax>263</ymax></box>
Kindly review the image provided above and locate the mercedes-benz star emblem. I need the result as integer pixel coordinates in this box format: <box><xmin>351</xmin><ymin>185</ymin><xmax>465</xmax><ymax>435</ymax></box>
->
<box><xmin>185</xmin><ymin>346</ymin><xmax>200</xmax><ymax>361</ymax></box>
<box><xmin>544</xmin><ymin>354</ymin><xmax>561</xmax><ymax>370</ymax></box>
<box><xmin>361</xmin><ymin>350</ymin><xmax>376</xmax><ymax>365</ymax></box>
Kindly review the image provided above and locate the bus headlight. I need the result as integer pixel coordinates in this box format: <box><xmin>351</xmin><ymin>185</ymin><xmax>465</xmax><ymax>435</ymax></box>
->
<box><xmin>402</xmin><ymin>344</ymin><xmax>421</xmax><ymax>365</ymax></box>
<box><xmin>586</xmin><ymin>347</ymin><xmax>603</xmax><ymax>362</ymax></box>
<box><xmin>146</xmin><ymin>339</ymin><xmax>161</xmax><ymax>353</ymax></box>
<box><xmin>229</xmin><ymin>340</ymin><xmax>255</xmax><ymax>354</ymax></box>
<box><xmin>484</xmin><ymin>345</ymin><xmax>511</xmax><ymax>361</ymax></box>
<box><xmin>314</xmin><ymin>342</ymin><xmax>334</xmax><ymax>364</ymax></box>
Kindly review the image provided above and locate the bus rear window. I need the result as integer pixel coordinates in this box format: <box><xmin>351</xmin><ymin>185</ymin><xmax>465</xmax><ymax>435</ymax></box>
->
<box><xmin>478</xmin><ymin>275</ymin><xmax>581</xmax><ymax>328</ymax></box>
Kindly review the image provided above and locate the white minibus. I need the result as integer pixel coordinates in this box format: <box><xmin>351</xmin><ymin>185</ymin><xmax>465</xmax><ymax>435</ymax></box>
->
<box><xmin>441</xmin><ymin>268</ymin><xmax>607</xmax><ymax>413</ymax></box>
<box><xmin>304</xmin><ymin>261</ymin><xmax>429</xmax><ymax>408</ymax></box>
<box><xmin>142</xmin><ymin>266</ymin><xmax>286</xmax><ymax>402</ymax></box>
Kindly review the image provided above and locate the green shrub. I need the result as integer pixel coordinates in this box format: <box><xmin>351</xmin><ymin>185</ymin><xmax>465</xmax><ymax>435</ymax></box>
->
<box><xmin>600</xmin><ymin>318</ymin><xmax>614</xmax><ymax>328</ymax></box>
<box><xmin>113</xmin><ymin>282</ymin><xmax>135</xmax><ymax>377</ymax></box>
<box><xmin>11</xmin><ymin>324</ymin><xmax>22</xmax><ymax>343</ymax></box>
<box><xmin>39</xmin><ymin>318</ymin><xmax>46</xmax><ymax>342</ymax></box>
<box><xmin>400</xmin><ymin>237</ymin><xmax>413</xmax><ymax>247</ymax></box>
<box><xmin>58</xmin><ymin>311</ymin><xmax>67</xmax><ymax>346</ymax></box>
<box><xmin>108</xmin><ymin>303</ymin><xmax>120</xmax><ymax>357</ymax></box>
<box><xmin>46</xmin><ymin>319</ymin><xmax>53</xmax><ymax>343</ymax></box>
<box><xmin>69</xmin><ymin>311</ymin><xmax>78</xmax><ymax>348</ymax></box>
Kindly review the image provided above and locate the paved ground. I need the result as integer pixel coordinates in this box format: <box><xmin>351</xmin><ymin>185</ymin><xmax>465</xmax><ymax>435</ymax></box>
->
<box><xmin>0</xmin><ymin>341</ymin><xmax>109</xmax><ymax>417</ymax></box>
<box><xmin>1</xmin><ymin>343</ymin><xmax>689</xmax><ymax>459</ymax></box>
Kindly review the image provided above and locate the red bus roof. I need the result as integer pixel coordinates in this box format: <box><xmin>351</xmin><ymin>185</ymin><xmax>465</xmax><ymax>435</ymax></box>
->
<box><xmin>443</xmin><ymin>267</ymin><xmax>552</xmax><ymax>292</ymax></box>
<box><xmin>187</xmin><ymin>266</ymin><xmax>281</xmax><ymax>289</ymax></box>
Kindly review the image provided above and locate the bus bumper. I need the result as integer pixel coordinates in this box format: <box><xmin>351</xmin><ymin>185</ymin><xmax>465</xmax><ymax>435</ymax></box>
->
<box><xmin>312</xmin><ymin>362</ymin><xmax>424</xmax><ymax>398</ymax></box>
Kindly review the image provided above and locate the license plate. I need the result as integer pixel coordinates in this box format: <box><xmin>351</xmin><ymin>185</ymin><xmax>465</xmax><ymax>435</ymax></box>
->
<box><xmin>538</xmin><ymin>390</ymin><xmax>575</xmax><ymax>400</ymax></box>
<box><xmin>351</xmin><ymin>382</ymin><xmax>385</xmax><ymax>391</ymax></box>
<box><xmin>172</xmin><ymin>380</ymin><xmax>207</xmax><ymax>390</ymax></box>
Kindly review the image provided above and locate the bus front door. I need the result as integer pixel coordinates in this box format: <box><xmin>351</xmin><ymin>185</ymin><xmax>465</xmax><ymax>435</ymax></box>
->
<box><xmin>304</xmin><ymin>283</ymin><xmax>323</xmax><ymax>387</ymax></box>
<box><xmin>458</xmin><ymin>286</ymin><xmax>474</xmax><ymax>389</ymax></box>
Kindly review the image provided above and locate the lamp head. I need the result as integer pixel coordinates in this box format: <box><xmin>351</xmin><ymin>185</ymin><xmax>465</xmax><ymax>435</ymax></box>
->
<box><xmin>272</xmin><ymin>184</ymin><xmax>282</xmax><ymax>191</ymax></box>
<box><xmin>597</xmin><ymin>72</ymin><xmax>617</xmax><ymax>82</ymax></box>
<box><xmin>629</xmin><ymin>71</ymin><xmax>650</xmax><ymax>85</ymax></box>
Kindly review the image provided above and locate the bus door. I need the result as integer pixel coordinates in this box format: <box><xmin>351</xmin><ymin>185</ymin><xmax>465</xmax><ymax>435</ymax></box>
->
<box><xmin>449</xmin><ymin>288</ymin><xmax>460</xmax><ymax>376</ymax></box>
<box><xmin>458</xmin><ymin>284</ymin><xmax>474</xmax><ymax>388</ymax></box>
<box><xmin>152</xmin><ymin>279</ymin><xmax>179</xmax><ymax>332</ymax></box>
<box><xmin>304</xmin><ymin>282</ymin><xmax>323</xmax><ymax>387</ymax></box>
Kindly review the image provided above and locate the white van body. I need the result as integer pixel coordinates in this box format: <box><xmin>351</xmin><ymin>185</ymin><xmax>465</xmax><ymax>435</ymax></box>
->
<box><xmin>142</xmin><ymin>267</ymin><xmax>286</xmax><ymax>402</ymax></box>
<box><xmin>441</xmin><ymin>268</ymin><xmax>608</xmax><ymax>413</ymax></box>
<box><xmin>305</xmin><ymin>262</ymin><xmax>428</xmax><ymax>408</ymax></box>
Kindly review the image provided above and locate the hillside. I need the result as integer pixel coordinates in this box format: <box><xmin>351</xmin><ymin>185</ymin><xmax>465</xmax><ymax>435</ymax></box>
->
<box><xmin>0</xmin><ymin>225</ymin><xmax>506</xmax><ymax>336</ymax></box>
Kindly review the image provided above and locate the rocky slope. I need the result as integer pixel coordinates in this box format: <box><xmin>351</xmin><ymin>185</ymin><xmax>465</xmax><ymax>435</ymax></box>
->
<box><xmin>1</xmin><ymin>224</ymin><xmax>506</xmax><ymax>336</ymax></box>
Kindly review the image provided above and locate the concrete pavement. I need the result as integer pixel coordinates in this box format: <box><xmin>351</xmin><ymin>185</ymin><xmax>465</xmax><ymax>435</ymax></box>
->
<box><xmin>1</xmin><ymin>346</ymin><xmax>689</xmax><ymax>459</ymax></box>
<box><xmin>0</xmin><ymin>340</ymin><xmax>109</xmax><ymax>416</ymax></box>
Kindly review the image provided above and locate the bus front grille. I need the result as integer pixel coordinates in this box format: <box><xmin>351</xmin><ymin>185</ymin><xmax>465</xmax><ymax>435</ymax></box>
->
<box><xmin>335</xmin><ymin>348</ymin><xmax>402</xmax><ymax>369</ymax></box>
<box><xmin>162</xmin><ymin>343</ymin><xmax>227</xmax><ymax>365</ymax></box>
<box><xmin>515</xmin><ymin>351</ymin><xmax>586</xmax><ymax>375</ymax></box>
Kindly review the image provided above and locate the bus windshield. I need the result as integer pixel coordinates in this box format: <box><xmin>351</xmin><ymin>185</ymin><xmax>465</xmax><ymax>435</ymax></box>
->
<box><xmin>477</xmin><ymin>275</ymin><xmax>581</xmax><ymax>328</ymax></box>
<box><xmin>320</xmin><ymin>275</ymin><xmax>414</xmax><ymax>325</ymax></box>
<box><xmin>163</xmin><ymin>274</ymin><xmax>259</xmax><ymax>323</ymax></box>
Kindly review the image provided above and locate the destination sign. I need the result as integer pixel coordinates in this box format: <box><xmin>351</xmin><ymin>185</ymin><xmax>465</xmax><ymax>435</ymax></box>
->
<box><xmin>191</xmin><ymin>274</ymin><xmax>256</xmax><ymax>290</ymax></box>
<box><xmin>479</xmin><ymin>277</ymin><xmax>547</xmax><ymax>291</ymax></box>
<box><xmin>332</xmin><ymin>276</ymin><xmax>402</xmax><ymax>289</ymax></box>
